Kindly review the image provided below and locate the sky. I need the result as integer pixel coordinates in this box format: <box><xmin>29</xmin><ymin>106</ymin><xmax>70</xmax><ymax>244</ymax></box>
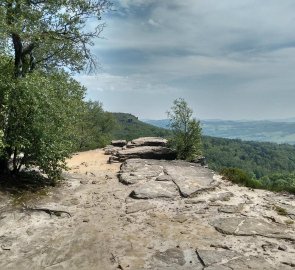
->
<box><xmin>76</xmin><ymin>0</ymin><xmax>295</xmax><ymax>120</ymax></box>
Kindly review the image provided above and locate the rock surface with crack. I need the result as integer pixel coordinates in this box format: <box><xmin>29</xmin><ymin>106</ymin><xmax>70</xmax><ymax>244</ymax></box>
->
<box><xmin>212</xmin><ymin>217</ymin><xmax>295</xmax><ymax>240</ymax></box>
<box><xmin>119</xmin><ymin>159</ymin><xmax>218</xmax><ymax>199</ymax></box>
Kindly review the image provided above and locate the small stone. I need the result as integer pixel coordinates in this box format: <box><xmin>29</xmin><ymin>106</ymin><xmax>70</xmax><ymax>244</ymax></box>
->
<box><xmin>172</xmin><ymin>214</ymin><xmax>187</xmax><ymax>223</ymax></box>
<box><xmin>80</xmin><ymin>180</ymin><xmax>88</xmax><ymax>184</ymax></box>
<box><xmin>278</xmin><ymin>245</ymin><xmax>288</xmax><ymax>251</ymax></box>
<box><xmin>153</xmin><ymin>248</ymin><xmax>186</xmax><ymax>266</ymax></box>
<box><xmin>92</xmin><ymin>180</ymin><xmax>97</xmax><ymax>184</ymax></box>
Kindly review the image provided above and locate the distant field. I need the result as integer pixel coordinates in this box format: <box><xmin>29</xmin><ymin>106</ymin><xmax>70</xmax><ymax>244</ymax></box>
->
<box><xmin>143</xmin><ymin>119</ymin><xmax>295</xmax><ymax>145</ymax></box>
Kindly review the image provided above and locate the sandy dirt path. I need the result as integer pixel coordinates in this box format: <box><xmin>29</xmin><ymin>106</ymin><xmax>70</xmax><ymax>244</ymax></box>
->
<box><xmin>0</xmin><ymin>149</ymin><xmax>294</xmax><ymax>269</ymax></box>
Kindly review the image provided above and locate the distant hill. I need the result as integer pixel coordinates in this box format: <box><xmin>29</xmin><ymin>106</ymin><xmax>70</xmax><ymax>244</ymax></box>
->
<box><xmin>111</xmin><ymin>113</ymin><xmax>170</xmax><ymax>141</ymax></box>
<box><xmin>143</xmin><ymin>119</ymin><xmax>295</xmax><ymax>145</ymax></box>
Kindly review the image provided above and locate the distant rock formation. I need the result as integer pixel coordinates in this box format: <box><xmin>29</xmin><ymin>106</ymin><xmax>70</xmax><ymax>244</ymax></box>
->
<box><xmin>128</xmin><ymin>137</ymin><xmax>167</xmax><ymax>147</ymax></box>
<box><xmin>106</xmin><ymin>137</ymin><xmax>177</xmax><ymax>163</ymax></box>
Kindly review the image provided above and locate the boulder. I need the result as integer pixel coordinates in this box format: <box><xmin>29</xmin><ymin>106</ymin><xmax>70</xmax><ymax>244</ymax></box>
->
<box><xmin>128</xmin><ymin>137</ymin><xmax>168</xmax><ymax>147</ymax></box>
<box><xmin>104</xmin><ymin>145</ymin><xmax>122</xmax><ymax>155</ymax></box>
<box><xmin>111</xmin><ymin>140</ymin><xmax>127</xmax><ymax>147</ymax></box>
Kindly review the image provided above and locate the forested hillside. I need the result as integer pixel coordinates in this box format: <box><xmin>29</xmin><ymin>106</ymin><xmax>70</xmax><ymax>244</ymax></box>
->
<box><xmin>111</xmin><ymin>113</ymin><xmax>169</xmax><ymax>141</ymax></box>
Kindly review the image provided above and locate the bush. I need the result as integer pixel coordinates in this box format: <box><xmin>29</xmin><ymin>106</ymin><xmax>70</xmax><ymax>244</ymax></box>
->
<box><xmin>220</xmin><ymin>167</ymin><xmax>263</xmax><ymax>189</ymax></box>
<box><xmin>0</xmin><ymin>62</ymin><xmax>85</xmax><ymax>179</ymax></box>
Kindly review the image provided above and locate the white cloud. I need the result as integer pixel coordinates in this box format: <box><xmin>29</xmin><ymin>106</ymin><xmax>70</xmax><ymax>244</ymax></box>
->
<box><xmin>86</xmin><ymin>0</ymin><xmax>295</xmax><ymax>119</ymax></box>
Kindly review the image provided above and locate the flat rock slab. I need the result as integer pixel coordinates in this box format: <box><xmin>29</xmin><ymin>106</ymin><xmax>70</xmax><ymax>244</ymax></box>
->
<box><xmin>130</xmin><ymin>181</ymin><xmax>180</xmax><ymax>199</ymax></box>
<box><xmin>197</xmin><ymin>250</ymin><xmax>277</xmax><ymax>269</ymax></box>
<box><xmin>218</xmin><ymin>204</ymin><xmax>244</xmax><ymax>214</ymax></box>
<box><xmin>152</xmin><ymin>248</ymin><xmax>203</xmax><ymax>270</ymax></box>
<box><xmin>119</xmin><ymin>161</ymin><xmax>163</xmax><ymax>185</ymax></box>
<box><xmin>115</xmin><ymin>146</ymin><xmax>177</xmax><ymax>161</ymax></box>
<box><xmin>165</xmin><ymin>163</ymin><xmax>217</xmax><ymax>197</ymax></box>
<box><xmin>224</xmin><ymin>255</ymin><xmax>277</xmax><ymax>270</ymax></box>
<box><xmin>130</xmin><ymin>137</ymin><xmax>168</xmax><ymax>147</ymax></box>
<box><xmin>119</xmin><ymin>159</ymin><xmax>218</xmax><ymax>199</ymax></box>
<box><xmin>126</xmin><ymin>201</ymin><xmax>156</xmax><ymax>214</ymax></box>
<box><xmin>154</xmin><ymin>248</ymin><xmax>186</xmax><ymax>266</ymax></box>
<box><xmin>196</xmin><ymin>249</ymin><xmax>240</xmax><ymax>266</ymax></box>
<box><xmin>212</xmin><ymin>217</ymin><xmax>295</xmax><ymax>240</ymax></box>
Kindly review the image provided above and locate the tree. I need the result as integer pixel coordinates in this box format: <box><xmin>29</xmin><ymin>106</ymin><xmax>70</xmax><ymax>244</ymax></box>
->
<box><xmin>167</xmin><ymin>98</ymin><xmax>202</xmax><ymax>161</ymax></box>
<box><xmin>0</xmin><ymin>0</ymin><xmax>111</xmax><ymax>78</ymax></box>
<box><xmin>73</xmin><ymin>101</ymin><xmax>117</xmax><ymax>151</ymax></box>
<box><xmin>0</xmin><ymin>1</ymin><xmax>111</xmax><ymax>178</ymax></box>
<box><xmin>0</xmin><ymin>57</ymin><xmax>85</xmax><ymax>178</ymax></box>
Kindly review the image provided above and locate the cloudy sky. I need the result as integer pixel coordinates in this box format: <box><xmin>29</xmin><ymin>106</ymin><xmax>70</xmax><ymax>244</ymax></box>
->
<box><xmin>76</xmin><ymin>0</ymin><xmax>295</xmax><ymax>120</ymax></box>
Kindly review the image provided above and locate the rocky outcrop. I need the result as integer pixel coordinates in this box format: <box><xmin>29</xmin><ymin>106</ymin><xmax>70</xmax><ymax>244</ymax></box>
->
<box><xmin>110</xmin><ymin>146</ymin><xmax>177</xmax><ymax>163</ymax></box>
<box><xmin>129</xmin><ymin>137</ymin><xmax>167</xmax><ymax>147</ymax></box>
<box><xmin>119</xmin><ymin>159</ymin><xmax>217</xmax><ymax>199</ymax></box>
<box><xmin>1</xmin><ymin>149</ymin><xmax>294</xmax><ymax>270</ymax></box>
<box><xmin>130</xmin><ymin>181</ymin><xmax>179</xmax><ymax>199</ymax></box>
<box><xmin>107</xmin><ymin>137</ymin><xmax>176</xmax><ymax>163</ymax></box>
<box><xmin>111</xmin><ymin>140</ymin><xmax>127</xmax><ymax>147</ymax></box>
<box><xmin>104</xmin><ymin>145</ymin><xmax>122</xmax><ymax>155</ymax></box>
<box><xmin>118</xmin><ymin>157</ymin><xmax>295</xmax><ymax>269</ymax></box>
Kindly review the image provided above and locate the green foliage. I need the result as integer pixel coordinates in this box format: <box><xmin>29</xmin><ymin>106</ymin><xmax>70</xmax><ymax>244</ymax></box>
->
<box><xmin>274</xmin><ymin>205</ymin><xmax>288</xmax><ymax>216</ymax></box>
<box><xmin>111</xmin><ymin>113</ymin><xmax>170</xmax><ymax>141</ymax></box>
<box><xmin>73</xmin><ymin>101</ymin><xmax>117</xmax><ymax>151</ymax></box>
<box><xmin>0</xmin><ymin>58</ymin><xmax>85</xmax><ymax>179</ymax></box>
<box><xmin>203</xmin><ymin>136</ymin><xmax>295</xmax><ymax>178</ymax></box>
<box><xmin>1</xmin><ymin>0</ymin><xmax>111</xmax><ymax>75</ymax></box>
<box><xmin>260</xmin><ymin>173</ymin><xmax>295</xmax><ymax>193</ymax></box>
<box><xmin>220</xmin><ymin>168</ymin><xmax>263</xmax><ymax>189</ymax></box>
<box><xmin>167</xmin><ymin>98</ymin><xmax>202</xmax><ymax>161</ymax></box>
<box><xmin>204</xmin><ymin>137</ymin><xmax>295</xmax><ymax>194</ymax></box>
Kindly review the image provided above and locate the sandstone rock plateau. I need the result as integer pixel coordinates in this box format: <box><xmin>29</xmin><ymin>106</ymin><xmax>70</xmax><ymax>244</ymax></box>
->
<box><xmin>0</xmin><ymin>142</ymin><xmax>294</xmax><ymax>270</ymax></box>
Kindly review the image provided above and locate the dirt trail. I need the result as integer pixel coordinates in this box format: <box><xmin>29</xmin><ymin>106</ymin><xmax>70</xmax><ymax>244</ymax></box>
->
<box><xmin>0</xmin><ymin>149</ymin><xmax>294</xmax><ymax>269</ymax></box>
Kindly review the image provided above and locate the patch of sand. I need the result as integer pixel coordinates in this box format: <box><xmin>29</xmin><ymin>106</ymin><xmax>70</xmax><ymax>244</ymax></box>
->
<box><xmin>66</xmin><ymin>149</ymin><xmax>120</xmax><ymax>174</ymax></box>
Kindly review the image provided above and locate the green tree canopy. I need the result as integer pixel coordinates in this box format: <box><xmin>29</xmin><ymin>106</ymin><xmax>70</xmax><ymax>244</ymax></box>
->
<box><xmin>0</xmin><ymin>0</ymin><xmax>111</xmax><ymax>77</ymax></box>
<box><xmin>74</xmin><ymin>101</ymin><xmax>117</xmax><ymax>151</ymax></box>
<box><xmin>0</xmin><ymin>56</ymin><xmax>85</xmax><ymax>178</ymax></box>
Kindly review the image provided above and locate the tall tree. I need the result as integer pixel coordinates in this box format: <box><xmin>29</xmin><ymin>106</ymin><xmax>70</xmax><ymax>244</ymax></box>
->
<box><xmin>0</xmin><ymin>0</ymin><xmax>111</xmax><ymax>77</ymax></box>
<box><xmin>167</xmin><ymin>98</ymin><xmax>202</xmax><ymax>161</ymax></box>
<box><xmin>0</xmin><ymin>1</ymin><xmax>111</xmax><ymax>177</ymax></box>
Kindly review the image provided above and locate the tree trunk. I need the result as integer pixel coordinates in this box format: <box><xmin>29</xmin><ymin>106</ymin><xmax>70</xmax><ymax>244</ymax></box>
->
<box><xmin>12</xmin><ymin>33</ymin><xmax>23</xmax><ymax>78</ymax></box>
